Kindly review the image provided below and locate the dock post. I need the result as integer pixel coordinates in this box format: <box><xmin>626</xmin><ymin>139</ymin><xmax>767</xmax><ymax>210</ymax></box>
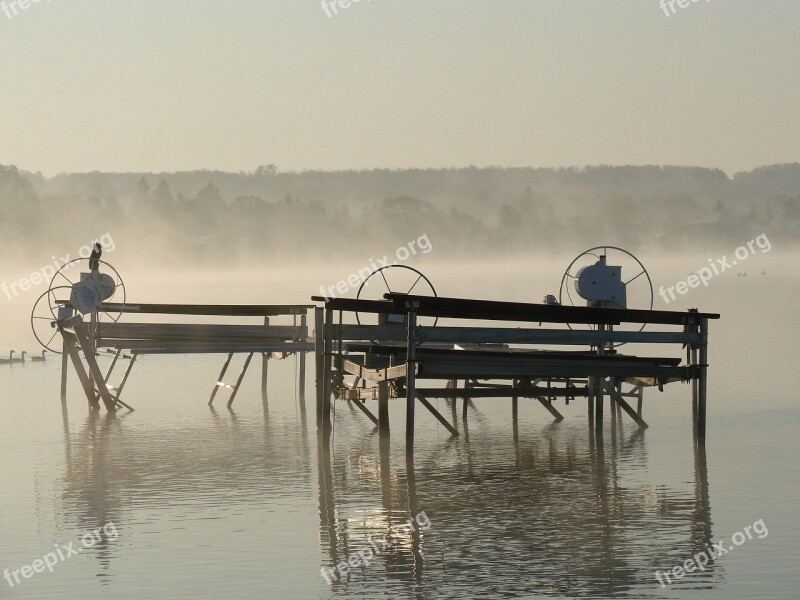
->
<box><xmin>57</xmin><ymin>305</ymin><xmax>73</xmax><ymax>402</ymax></box>
<box><xmin>406</xmin><ymin>308</ymin><xmax>418</xmax><ymax>447</ymax></box>
<box><xmin>511</xmin><ymin>379</ymin><xmax>518</xmax><ymax>425</ymax></box>
<box><xmin>378</xmin><ymin>353</ymin><xmax>390</xmax><ymax>435</ymax></box>
<box><xmin>321</xmin><ymin>308</ymin><xmax>333</xmax><ymax>431</ymax></box>
<box><xmin>60</xmin><ymin>340</ymin><xmax>68</xmax><ymax>401</ymax></box>
<box><xmin>261</xmin><ymin>317</ymin><xmax>270</xmax><ymax>403</ymax></box>
<box><xmin>378</xmin><ymin>381</ymin><xmax>390</xmax><ymax>434</ymax></box>
<box><xmin>314</xmin><ymin>307</ymin><xmax>324</xmax><ymax>427</ymax></box>
<box><xmin>594</xmin><ymin>325</ymin><xmax>605</xmax><ymax>432</ymax></box>
<box><xmin>88</xmin><ymin>309</ymin><xmax>97</xmax><ymax>389</ymax></box>
<box><xmin>697</xmin><ymin>317</ymin><xmax>709</xmax><ymax>442</ymax></box>
<box><xmin>298</xmin><ymin>313</ymin><xmax>307</xmax><ymax>404</ymax></box>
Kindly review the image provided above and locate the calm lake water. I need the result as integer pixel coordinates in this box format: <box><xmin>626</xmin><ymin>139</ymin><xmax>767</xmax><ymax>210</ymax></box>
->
<box><xmin>1</xmin><ymin>255</ymin><xmax>798</xmax><ymax>599</ymax></box>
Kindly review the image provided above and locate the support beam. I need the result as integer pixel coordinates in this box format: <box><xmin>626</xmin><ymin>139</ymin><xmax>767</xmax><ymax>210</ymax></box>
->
<box><xmin>104</xmin><ymin>349</ymin><xmax>122</xmax><ymax>383</ymax></box>
<box><xmin>61</xmin><ymin>329</ymin><xmax>100</xmax><ymax>409</ymax></box>
<box><xmin>71</xmin><ymin>319</ymin><xmax>117</xmax><ymax>412</ymax></box>
<box><xmin>227</xmin><ymin>352</ymin><xmax>254</xmax><ymax>408</ymax></box>
<box><xmin>351</xmin><ymin>399</ymin><xmax>379</xmax><ymax>426</ymax></box>
<box><xmin>536</xmin><ymin>396</ymin><xmax>564</xmax><ymax>422</ymax></box>
<box><xmin>416</xmin><ymin>391</ymin><xmax>459</xmax><ymax>436</ymax></box>
<box><xmin>602</xmin><ymin>380</ymin><xmax>649</xmax><ymax>429</ymax></box>
<box><xmin>209</xmin><ymin>353</ymin><xmax>234</xmax><ymax>406</ymax></box>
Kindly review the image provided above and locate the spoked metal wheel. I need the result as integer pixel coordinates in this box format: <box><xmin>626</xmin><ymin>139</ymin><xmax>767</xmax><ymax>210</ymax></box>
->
<box><xmin>558</xmin><ymin>246</ymin><xmax>653</xmax><ymax>348</ymax></box>
<box><xmin>355</xmin><ymin>265</ymin><xmax>438</xmax><ymax>327</ymax></box>
<box><xmin>47</xmin><ymin>258</ymin><xmax>126</xmax><ymax>324</ymax></box>
<box><xmin>30</xmin><ymin>285</ymin><xmax>73</xmax><ymax>354</ymax></box>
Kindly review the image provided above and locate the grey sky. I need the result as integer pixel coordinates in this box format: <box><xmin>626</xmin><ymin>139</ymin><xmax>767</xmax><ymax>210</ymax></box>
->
<box><xmin>1</xmin><ymin>0</ymin><xmax>797</xmax><ymax>175</ymax></box>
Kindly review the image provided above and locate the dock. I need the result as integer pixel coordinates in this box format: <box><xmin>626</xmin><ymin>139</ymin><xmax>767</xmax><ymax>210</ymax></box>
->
<box><xmin>39</xmin><ymin>252</ymin><xmax>720</xmax><ymax>446</ymax></box>
<box><xmin>311</xmin><ymin>293</ymin><xmax>719</xmax><ymax>445</ymax></box>
<box><xmin>55</xmin><ymin>302</ymin><xmax>314</xmax><ymax>412</ymax></box>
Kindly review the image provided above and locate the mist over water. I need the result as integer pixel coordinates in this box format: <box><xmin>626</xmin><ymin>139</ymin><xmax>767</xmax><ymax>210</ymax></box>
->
<box><xmin>3</xmin><ymin>0</ymin><xmax>799</xmax><ymax>595</ymax></box>
<box><xmin>1</xmin><ymin>245</ymin><xmax>797</xmax><ymax>598</ymax></box>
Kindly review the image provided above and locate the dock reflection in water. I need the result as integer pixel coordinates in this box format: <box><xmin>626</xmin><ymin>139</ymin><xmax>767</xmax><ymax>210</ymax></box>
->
<box><xmin>54</xmin><ymin>395</ymin><xmax>713</xmax><ymax>598</ymax></box>
<box><xmin>318</xmin><ymin>406</ymin><xmax>715</xmax><ymax>599</ymax></box>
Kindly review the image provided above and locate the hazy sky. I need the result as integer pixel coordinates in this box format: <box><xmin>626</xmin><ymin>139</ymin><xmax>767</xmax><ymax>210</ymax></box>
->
<box><xmin>1</xmin><ymin>0</ymin><xmax>798</xmax><ymax>176</ymax></box>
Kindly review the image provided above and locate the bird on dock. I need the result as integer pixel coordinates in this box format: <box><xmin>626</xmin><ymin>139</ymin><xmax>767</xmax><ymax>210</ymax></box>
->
<box><xmin>0</xmin><ymin>351</ymin><xmax>14</xmax><ymax>365</ymax></box>
<box><xmin>10</xmin><ymin>351</ymin><xmax>27</xmax><ymax>364</ymax></box>
<box><xmin>89</xmin><ymin>243</ymin><xmax>102</xmax><ymax>271</ymax></box>
<box><xmin>31</xmin><ymin>350</ymin><xmax>47</xmax><ymax>362</ymax></box>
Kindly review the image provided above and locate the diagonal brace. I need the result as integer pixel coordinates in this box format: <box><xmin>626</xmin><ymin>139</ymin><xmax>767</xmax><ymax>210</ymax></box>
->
<box><xmin>350</xmin><ymin>399</ymin><xmax>379</xmax><ymax>426</ymax></box>
<box><xmin>536</xmin><ymin>396</ymin><xmax>564</xmax><ymax>422</ymax></box>
<box><xmin>602</xmin><ymin>380</ymin><xmax>649</xmax><ymax>429</ymax></box>
<box><xmin>417</xmin><ymin>391</ymin><xmax>459</xmax><ymax>436</ymax></box>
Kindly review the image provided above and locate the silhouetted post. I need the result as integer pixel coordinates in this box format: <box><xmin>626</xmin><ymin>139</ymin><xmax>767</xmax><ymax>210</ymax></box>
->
<box><xmin>60</xmin><ymin>340</ymin><xmax>68</xmax><ymax>400</ymax></box>
<box><xmin>262</xmin><ymin>317</ymin><xmax>270</xmax><ymax>403</ymax></box>
<box><xmin>298</xmin><ymin>314</ymin><xmax>307</xmax><ymax>404</ymax></box>
<box><xmin>511</xmin><ymin>379</ymin><xmax>518</xmax><ymax>425</ymax></box>
<box><xmin>594</xmin><ymin>325</ymin><xmax>604</xmax><ymax>432</ymax></box>
<box><xmin>314</xmin><ymin>307</ymin><xmax>324</xmax><ymax>428</ymax></box>
<box><xmin>697</xmin><ymin>318</ymin><xmax>709</xmax><ymax>441</ymax></box>
<box><xmin>406</xmin><ymin>308</ymin><xmax>418</xmax><ymax>448</ymax></box>
<box><xmin>321</xmin><ymin>308</ymin><xmax>333</xmax><ymax>431</ymax></box>
<box><xmin>378</xmin><ymin>352</ymin><xmax>390</xmax><ymax>435</ymax></box>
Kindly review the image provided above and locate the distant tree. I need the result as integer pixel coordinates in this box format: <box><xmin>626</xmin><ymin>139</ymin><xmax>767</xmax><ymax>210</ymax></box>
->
<box><xmin>152</xmin><ymin>178</ymin><xmax>175</xmax><ymax>204</ymax></box>
<box><xmin>136</xmin><ymin>177</ymin><xmax>151</xmax><ymax>202</ymax></box>
<box><xmin>196</xmin><ymin>181</ymin><xmax>223</xmax><ymax>206</ymax></box>
<box><xmin>255</xmin><ymin>164</ymin><xmax>278</xmax><ymax>177</ymax></box>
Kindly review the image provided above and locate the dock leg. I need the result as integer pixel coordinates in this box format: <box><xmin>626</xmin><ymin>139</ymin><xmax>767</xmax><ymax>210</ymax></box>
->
<box><xmin>298</xmin><ymin>314</ymin><xmax>307</xmax><ymax>404</ymax></box>
<box><xmin>406</xmin><ymin>311</ymin><xmax>418</xmax><ymax>449</ymax></box>
<box><xmin>697</xmin><ymin>318</ymin><xmax>709</xmax><ymax>442</ymax></box>
<box><xmin>378</xmin><ymin>380</ymin><xmax>390</xmax><ymax>435</ymax></box>
<box><xmin>691</xmin><ymin>345</ymin><xmax>699</xmax><ymax>435</ymax></box>
<box><xmin>512</xmin><ymin>379</ymin><xmax>518</xmax><ymax>425</ymax></box>
<box><xmin>594</xmin><ymin>325</ymin><xmax>606</xmax><ymax>433</ymax></box>
<box><xmin>60</xmin><ymin>340</ymin><xmax>68</xmax><ymax>401</ymax></box>
<box><xmin>594</xmin><ymin>377</ymin><xmax>604</xmax><ymax>432</ymax></box>
<box><xmin>314</xmin><ymin>307</ymin><xmax>324</xmax><ymax>427</ymax></box>
<box><xmin>262</xmin><ymin>317</ymin><xmax>270</xmax><ymax>403</ymax></box>
<box><xmin>321</xmin><ymin>308</ymin><xmax>333</xmax><ymax>431</ymax></box>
